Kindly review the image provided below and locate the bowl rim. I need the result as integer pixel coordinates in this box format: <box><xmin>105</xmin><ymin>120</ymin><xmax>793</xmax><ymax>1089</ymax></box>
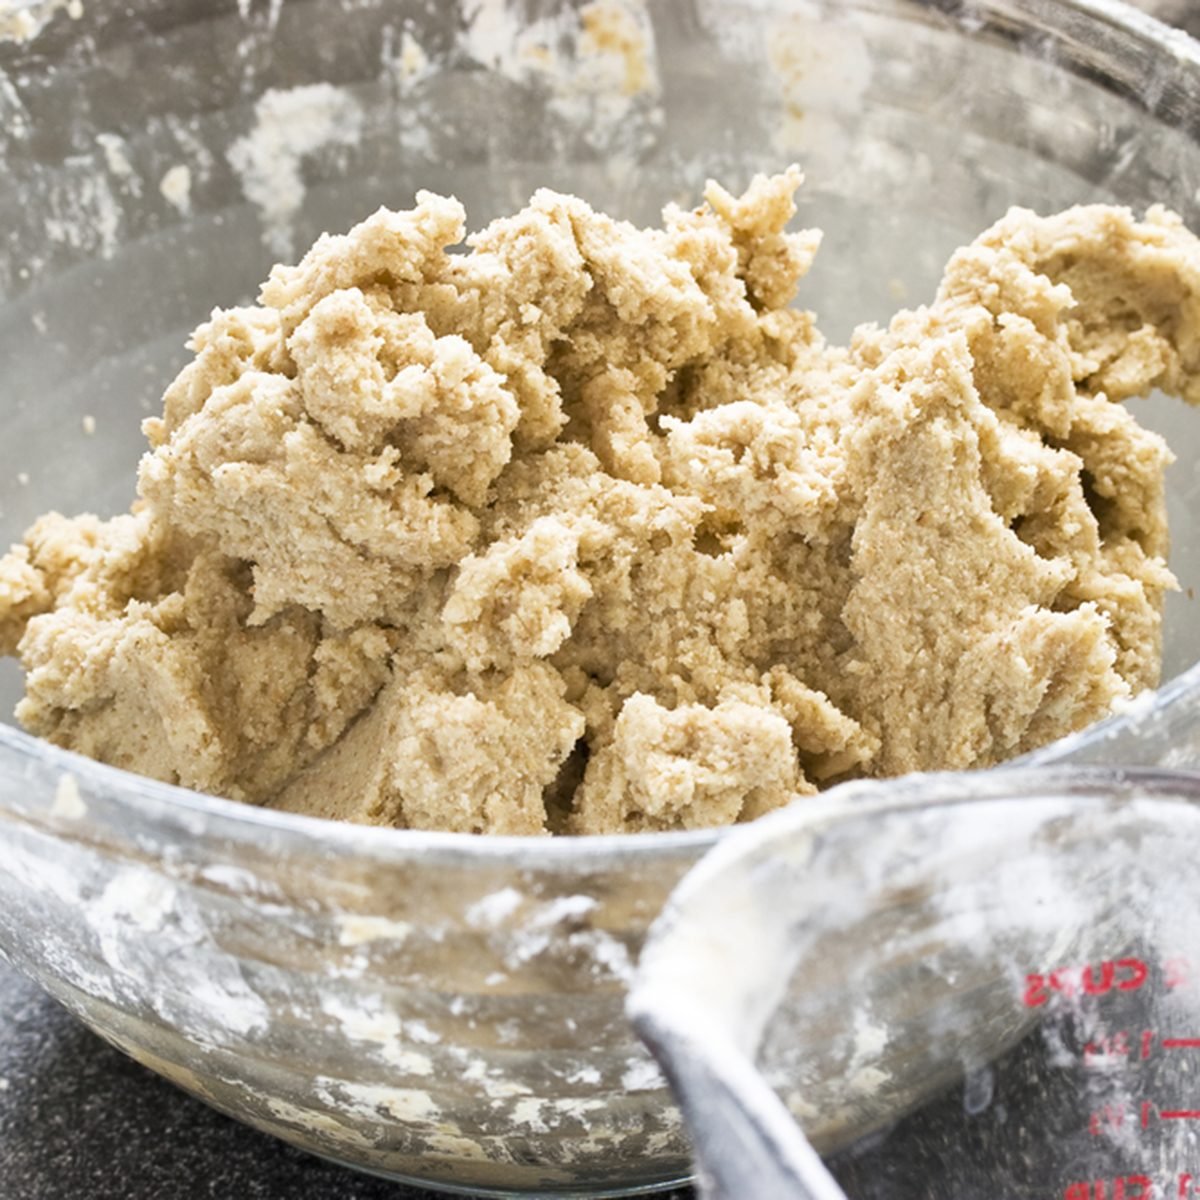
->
<box><xmin>2</xmin><ymin>0</ymin><xmax>1199</xmax><ymax>868</ymax></box>
<box><xmin>0</xmin><ymin>719</ymin><xmax>722</xmax><ymax>863</ymax></box>
<box><xmin>5</xmin><ymin>657</ymin><xmax>1200</xmax><ymax>869</ymax></box>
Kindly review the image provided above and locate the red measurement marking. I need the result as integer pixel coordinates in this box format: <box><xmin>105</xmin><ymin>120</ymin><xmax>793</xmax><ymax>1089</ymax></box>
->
<box><xmin>1089</xmin><ymin>1103</ymin><xmax>1128</xmax><ymax>1135</ymax></box>
<box><xmin>1073</xmin><ymin>1029</ymin><xmax>1200</xmax><ymax>1067</ymax></box>
<box><xmin>1024</xmin><ymin>958</ymin><xmax>1149</xmax><ymax>1007</ymax></box>
<box><xmin>1084</xmin><ymin>1031</ymin><xmax>1158</xmax><ymax>1066</ymax></box>
<box><xmin>1086</xmin><ymin>1033</ymin><xmax>1130</xmax><ymax>1064</ymax></box>
<box><xmin>1063</xmin><ymin>1176</ymin><xmax>1152</xmax><ymax>1199</ymax></box>
<box><xmin>1027</xmin><ymin>955</ymin><xmax>1196</xmax><ymax>1005</ymax></box>
<box><xmin>1065</xmin><ymin>1172</ymin><xmax>1200</xmax><ymax>1198</ymax></box>
<box><xmin>1160</xmin><ymin>1111</ymin><xmax>1200</xmax><ymax>1120</ymax></box>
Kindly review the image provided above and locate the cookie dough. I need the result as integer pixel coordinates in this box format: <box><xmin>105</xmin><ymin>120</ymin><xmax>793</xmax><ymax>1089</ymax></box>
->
<box><xmin>2</xmin><ymin>168</ymin><xmax>1198</xmax><ymax>834</ymax></box>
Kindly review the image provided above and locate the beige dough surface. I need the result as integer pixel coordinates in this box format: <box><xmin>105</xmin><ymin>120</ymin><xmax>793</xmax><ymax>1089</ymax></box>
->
<box><xmin>3</xmin><ymin>169</ymin><xmax>1199</xmax><ymax>834</ymax></box>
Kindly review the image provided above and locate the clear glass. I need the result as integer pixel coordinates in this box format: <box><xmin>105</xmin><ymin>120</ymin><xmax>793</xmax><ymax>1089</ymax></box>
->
<box><xmin>1</xmin><ymin>0</ymin><xmax>1200</xmax><ymax>1194</ymax></box>
<box><xmin>632</xmin><ymin>767</ymin><xmax>1200</xmax><ymax>1199</ymax></box>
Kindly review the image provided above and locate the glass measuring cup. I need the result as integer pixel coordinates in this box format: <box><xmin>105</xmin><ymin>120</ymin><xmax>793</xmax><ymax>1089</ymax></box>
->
<box><xmin>630</xmin><ymin>766</ymin><xmax>1200</xmax><ymax>1199</ymax></box>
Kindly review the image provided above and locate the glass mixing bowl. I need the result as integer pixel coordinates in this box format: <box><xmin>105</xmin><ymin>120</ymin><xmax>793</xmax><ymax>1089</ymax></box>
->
<box><xmin>1</xmin><ymin>0</ymin><xmax>1200</xmax><ymax>1194</ymax></box>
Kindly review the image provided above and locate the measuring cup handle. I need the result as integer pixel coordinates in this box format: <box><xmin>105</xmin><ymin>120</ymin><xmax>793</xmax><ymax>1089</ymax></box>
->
<box><xmin>633</xmin><ymin>1005</ymin><xmax>849</xmax><ymax>1200</ymax></box>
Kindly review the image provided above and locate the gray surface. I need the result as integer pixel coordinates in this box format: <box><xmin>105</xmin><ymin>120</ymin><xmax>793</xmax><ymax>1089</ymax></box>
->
<box><xmin>0</xmin><ymin>956</ymin><xmax>697</xmax><ymax>1199</ymax></box>
<box><xmin>0</xmin><ymin>926</ymin><xmax>1152</xmax><ymax>1200</ymax></box>
<box><xmin>0</xmin><ymin>942</ymin><xmax>1157</xmax><ymax>1200</ymax></box>
<box><xmin>0</xmin><ymin>959</ymin><xmax>691</xmax><ymax>1200</ymax></box>
<box><xmin>0</xmin><ymin>960</ymin><xmax>451</xmax><ymax>1200</ymax></box>
<box><xmin>0</xmin><ymin>954</ymin><xmax>699</xmax><ymax>1200</ymax></box>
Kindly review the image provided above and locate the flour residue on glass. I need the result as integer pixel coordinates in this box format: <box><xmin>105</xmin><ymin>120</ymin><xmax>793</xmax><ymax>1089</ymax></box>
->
<box><xmin>227</xmin><ymin>83</ymin><xmax>364</xmax><ymax>257</ymax></box>
<box><xmin>460</xmin><ymin>0</ymin><xmax>662</xmax><ymax>159</ymax></box>
<box><xmin>0</xmin><ymin>0</ymin><xmax>82</xmax><ymax>43</ymax></box>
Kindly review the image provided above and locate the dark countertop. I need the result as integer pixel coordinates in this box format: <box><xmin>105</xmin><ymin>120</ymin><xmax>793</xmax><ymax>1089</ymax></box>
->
<box><xmin>0</xmin><ymin>950</ymin><xmax>1159</xmax><ymax>1200</ymax></box>
<box><xmin>0</xmin><ymin>961</ymin><xmax>491</xmax><ymax>1200</ymax></box>
<box><xmin>0</xmin><ymin>957</ymin><xmax>696</xmax><ymax>1199</ymax></box>
<box><xmin>0</xmin><ymin>955</ymin><xmax>700</xmax><ymax>1200</ymax></box>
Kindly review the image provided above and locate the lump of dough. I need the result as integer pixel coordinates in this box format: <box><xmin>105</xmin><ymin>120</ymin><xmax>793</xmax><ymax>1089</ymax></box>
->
<box><xmin>288</xmin><ymin>288</ymin><xmax>518</xmax><ymax>504</ymax></box>
<box><xmin>274</xmin><ymin>661</ymin><xmax>584</xmax><ymax>836</ymax></box>
<box><xmin>570</xmin><ymin>692</ymin><xmax>804</xmax><ymax>835</ymax></box>
<box><xmin>5</xmin><ymin>511</ymin><xmax>392</xmax><ymax>801</ymax></box>
<box><xmin>2</xmin><ymin>169</ymin><xmax>1200</xmax><ymax>834</ymax></box>
<box><xmin>441</xmin><ymin>515</ymin><xmax>600</xmax><ymax>673</ymax></box>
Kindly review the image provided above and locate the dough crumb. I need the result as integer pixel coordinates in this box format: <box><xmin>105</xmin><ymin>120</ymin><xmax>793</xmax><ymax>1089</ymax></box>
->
<box><xmin>2</xmin><ymin>171</ymin><xmax>1198</xmax><ymax>834</ymax></box>
<box><xmin>159</xmin><ymin>164</ymin><xmax>193</xmax><ymax>216</ymax></box>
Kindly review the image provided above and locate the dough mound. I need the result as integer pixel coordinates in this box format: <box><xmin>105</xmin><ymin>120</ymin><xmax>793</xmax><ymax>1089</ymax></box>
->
<box><xmin>3</xmin><ymin>170</ymin><xmax>1198</xmax><ymax>834</ymax></box>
